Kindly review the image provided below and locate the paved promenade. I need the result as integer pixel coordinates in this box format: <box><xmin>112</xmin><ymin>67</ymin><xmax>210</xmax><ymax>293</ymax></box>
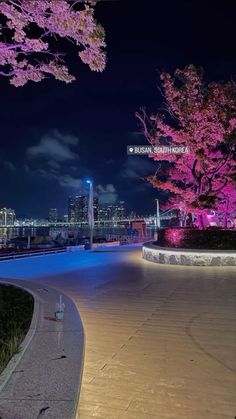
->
<box><xmin>0</xmin><ymin>246</ymin><xmax>236</xmax><ymax>419</ymax></box>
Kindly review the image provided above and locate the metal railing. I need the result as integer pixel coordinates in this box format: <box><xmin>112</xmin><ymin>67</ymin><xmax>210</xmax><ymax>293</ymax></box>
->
<box><xmin>0</xmin><ymin>236</ymin><xmax>154</xmax><ymax>261</ymax></box>
<box><xmin>0</xmin><ymin>247</ymin><xmax>67</xmax><ymax>261</ymax></box>
<box><xmin>106</xmin><ymin>235</ymin><xmax>153</xmax><ymax>244</ymax></box>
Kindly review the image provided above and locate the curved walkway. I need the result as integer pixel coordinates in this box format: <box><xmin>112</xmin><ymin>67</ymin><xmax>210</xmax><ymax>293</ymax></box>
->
<box><xmin>0</xmin><ymin>279</ymin><xmax>84</xmax><ymax>419</ymax></box>
<box><xmin>0</xmin><ymin>245</ymin><xmax>236</xmax><ymax>419</ymax></box>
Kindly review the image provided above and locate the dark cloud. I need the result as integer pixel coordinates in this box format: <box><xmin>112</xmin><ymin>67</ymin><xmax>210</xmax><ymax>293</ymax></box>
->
<box><xmin>3</xmin><ymin>161</ymin><xmax>16</xmax><ymax>171</ymax></box>
<box><xmin>97</xmin><ymin>184</ymin><xmax>118</xmax><ymax>204</ymax></box>
<box><xmin>58</xmin><ymin>174</ymin><xmax>82</xmax><ymax>189</ymax></box>
<box><xmin>121</xmin><ymin>156</ymin><xmax>157</xmax><ymax>180</ymax></box>
<box><xmin>25</xmin><ymin>164</ymin><xmax>82</xmax><ymax>190</ymax></box>
<box><xmin>48</xmin><ymin>160</ymin><xmax>61</xmax><ymax>170</ymax></box>
<box><xmin>27</xmin><ymin>130</ymin><xmax>79</xmax><ymax>162</ymax></box>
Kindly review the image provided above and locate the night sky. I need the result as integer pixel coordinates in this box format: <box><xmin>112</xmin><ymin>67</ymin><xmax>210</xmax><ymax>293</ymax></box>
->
<box><xmin>1</xmin><ymin>0</ymin><xmax>236</xmax><ymax>218</ymax></box>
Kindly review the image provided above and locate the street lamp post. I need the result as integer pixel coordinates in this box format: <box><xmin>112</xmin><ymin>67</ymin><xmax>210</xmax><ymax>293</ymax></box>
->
<box><xmin>86</xmin><ymin>180</ymin><xmax>94</xmax><ymax>250</ymax></box>
<box><xmin>155</xmin><ymin>198</ymin><xmax>160</xmax><ymax>229</ymax></box>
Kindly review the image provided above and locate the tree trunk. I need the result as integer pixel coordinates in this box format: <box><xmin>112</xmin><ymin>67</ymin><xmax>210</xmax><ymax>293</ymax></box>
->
<box><xmin>197</xmin><ymin>214</ymin><xmax>205</xmax><ymax>230</ymax></box>
<box><xmin>224</xmin><ymin>198</ymin><xmax>229</xmax><ymax>229</ymax></box>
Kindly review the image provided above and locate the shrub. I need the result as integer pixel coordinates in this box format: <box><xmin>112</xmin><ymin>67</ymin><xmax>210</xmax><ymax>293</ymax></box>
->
<box><xmin>156</xmin><ymin>227</ymin><xmax>236</xmax><ymax>250</ymax></box>
<box><xmin>0</xmin><ymin>285</ymin><xmax>34</xmax><ymax>374</ymax></box>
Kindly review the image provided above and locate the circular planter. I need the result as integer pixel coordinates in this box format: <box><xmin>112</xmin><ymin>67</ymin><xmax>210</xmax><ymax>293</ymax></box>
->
<box><xmin>142</xmin><ymin>241</ymin><xmax>236</xmax><ymax>266</ymax></box>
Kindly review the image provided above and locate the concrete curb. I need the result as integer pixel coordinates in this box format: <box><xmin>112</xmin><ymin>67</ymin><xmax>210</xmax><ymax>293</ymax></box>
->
<box><xmin>0</xmin><ymin>279</ymin><xmax>85</xmax><ymax>419</ymax></box>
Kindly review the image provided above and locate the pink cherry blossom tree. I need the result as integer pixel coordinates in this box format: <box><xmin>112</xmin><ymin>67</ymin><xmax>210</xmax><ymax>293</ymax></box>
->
<box><xmin>136</xmin><ymin>65</ymin><xmax>236</xmax><ymax>229</ymax></box>
<box><xmin>0</xmin><ymin>0</ymin><xmax>106</xmax><ymax>86</ymax></box>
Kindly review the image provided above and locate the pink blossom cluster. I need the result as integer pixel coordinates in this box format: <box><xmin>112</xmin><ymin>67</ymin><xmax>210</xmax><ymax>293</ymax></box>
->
<box><xmin>164</xmin><ymin>228</ymin><xmax>184</xmax><ymax>246</ymax></box>
<box><xmin>137</xmin><ymin>65</ymin><xmax>236</xmax><ymax>228</ymax></box>
<box><xmin>0</xmin><ymin>0</ymin><xmax>106</xmax><ymax>86</ymax></box>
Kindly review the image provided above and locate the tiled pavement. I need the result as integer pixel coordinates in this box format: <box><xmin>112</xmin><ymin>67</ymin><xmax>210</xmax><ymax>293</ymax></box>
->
<box><xmin>1</xmin><ymin>246</ymin><xmax>236</xmax><ymax>418</ymax></box>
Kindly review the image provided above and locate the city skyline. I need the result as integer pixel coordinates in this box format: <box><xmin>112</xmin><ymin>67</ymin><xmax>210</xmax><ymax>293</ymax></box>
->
<box><xmin>0</xmin><ymin>199</ymin><xmax>138</xmax><ymax>224</ymax></box>
<box><xmin>0</xmin><ymin>197</ymin><xmax>157</xmax><ymax>225</ymax></box>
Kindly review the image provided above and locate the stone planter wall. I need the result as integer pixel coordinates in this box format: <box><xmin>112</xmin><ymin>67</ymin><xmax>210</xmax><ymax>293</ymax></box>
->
<box><xmin>142</xmin><ymin>242</ymin><xmax>236</xmax><ymax>266</ymax></box>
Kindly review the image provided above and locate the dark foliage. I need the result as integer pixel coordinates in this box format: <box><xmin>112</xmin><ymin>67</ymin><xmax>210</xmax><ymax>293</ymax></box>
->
<box><xmin>157</xmin><ymin>227</ymin><xmax>236</xmax><ymax>250</ymax></box>
<box><xmin>0</xmin><ymin>285</ymin><xmax>34</xmax><ymax>373</ymax></box>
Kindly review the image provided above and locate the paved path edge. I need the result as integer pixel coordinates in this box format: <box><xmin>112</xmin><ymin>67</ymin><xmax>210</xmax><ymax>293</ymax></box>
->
<box><xmin>0</xmin><ymin>278</ymin><xmax>85</xmax><ymax>419</ymax></box>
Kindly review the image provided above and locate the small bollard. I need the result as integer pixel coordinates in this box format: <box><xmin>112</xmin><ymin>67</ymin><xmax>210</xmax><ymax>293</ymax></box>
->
<box><xmin>55</xmin><ymin>295</ymin><xmax>65</xmax><ymax>321</ymax></box>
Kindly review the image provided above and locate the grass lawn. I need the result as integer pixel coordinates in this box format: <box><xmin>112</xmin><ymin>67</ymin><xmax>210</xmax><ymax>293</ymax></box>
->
<box><xmin>0</xmin><ymin>284</ymin><xmax>34</xmax><ymax>374</ymax></box>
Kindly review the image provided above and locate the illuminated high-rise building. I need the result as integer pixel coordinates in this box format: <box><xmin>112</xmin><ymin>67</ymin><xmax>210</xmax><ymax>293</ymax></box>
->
<box><xmin>98</xmin><ymin>207</ymin><xmax>110</xmax><ymax>220</ymax></box>
<box><xmin>0</xmin><ymin>208</ymin><xmax>16</xmax><ymax>226</ymax></box>
<box><xmin>98</xmin><ymin>201</ymin><xmax>125</xmax><ymax>221</ymax></box>
<box><xmin>116</xmin><ymin>201</ymin><xmax>125</xmax><ymax>219</ymax></box>
<box><xmin>93</xmin><ymin>197</ymin><xmax>99</xmax><ymax>221</ymax></box>
<box><xmin>78</xmin><ymin>195</ymin><xmax>88</xmax><ymax>222</ymax></box>
<box><xmin>68</xmin><ymin>196</ymin><xmax>79</xmax><ymax>223</ymax></box>
<box><xmin>49</xmin><ymin>208</ymin><xmax>58</xmax><ymax>223</ymax></box>
<box><xmin>68</xmin><ymin>195</ymin><xmax>98</xmax><ymax>223</ymax></box>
